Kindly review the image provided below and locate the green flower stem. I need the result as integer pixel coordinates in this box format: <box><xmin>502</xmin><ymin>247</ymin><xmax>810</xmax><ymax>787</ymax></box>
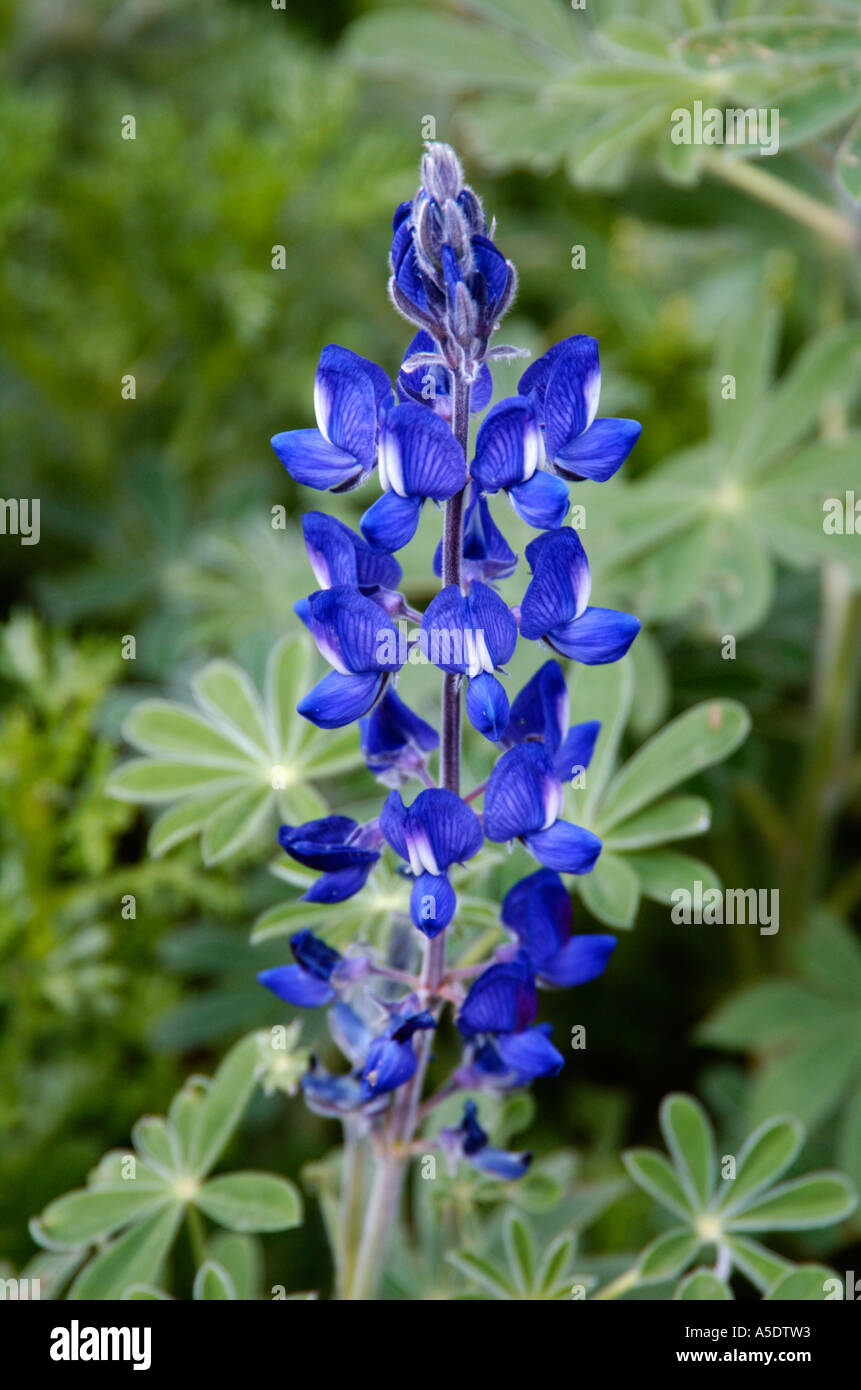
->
<box><xmin>706</xmin><ymin>155</ymin><xmax>859</xmax><ymax>252</ymax></box>
<box><xmin>186</xmin><ymin>1204</ymin><xmax>207</xmax><ymax>1268</ymax></box>
<box><xmin>336</xmin><ymin>1119</ymin><xmax>365</xmax><ymax>1300</ymax></box>
<box><xmin>346</xmin><ymin>373</ymin><xmax>472</xmax><ymax>1300</ymax></box>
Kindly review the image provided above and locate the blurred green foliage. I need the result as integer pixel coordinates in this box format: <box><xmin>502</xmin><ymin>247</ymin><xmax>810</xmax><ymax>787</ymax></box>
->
<box><xmin>1</xmin><ymin>0</ymin><xmax>860</xmax><ymax>1297</ymax></box>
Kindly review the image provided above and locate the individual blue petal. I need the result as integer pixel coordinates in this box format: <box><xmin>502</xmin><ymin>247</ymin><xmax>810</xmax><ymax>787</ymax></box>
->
<box><xmin>458</xmin><ymin>489</ymin><xmax>518</xmax><ymax>583</ymax></box>
<box><xmin>467</xmin><ymin>581</ymin><xmax>518</xmax><ymax>669</ymax></box>
<box><xmin>306</xmin><ymin>586</ymin><xmax>400</xmax><ymax>673</ymax></box>
<box><xmin>390</xmin><ymin>1008</ymin><xmax>436</xmax><ymax>1043</ymax></box>
<box><xmin>302</xmin><ymin>1060</ymin><xmax>382</xmax><ymax>1118</ymax></box>
<box><xmin>505</xmin><ymin>660</ymin><xmax>568</xmax><ymax>755</ymax></box>
<box><xmin>257</xmin><ymin>965</ymin><xmax>335</xmax><ymax>1009</ymax></box>
<box><xmin>471</xmin><ymin>363</ymin><xmax>494</xmax><ymax>412</ymax></box>
<box><xmin>290</xmin><ymin>928</ymin><xmax>342</xmax><ymax>979</ymax></box>
<box><xmin>501</xmin><ymin>867</ymin><xmax>570</xmax><ymax>967</ymax></box>
<box><xmin>360</xmin><ymin>491</ymin><xmax>423</xmax><ymax>553</ymax></box>
<box><xmin>472</xmin><ymin>396</ymin><xmax>541</xmax><ymax>492</ymax></box>
<box><xmin>524</xmin><ymin>820</ymin><xmax>602</xmax><ymax>874</ymax></box>
<box><xmin>360</xmin><ymin>1038</ymin><xmax>418</xmax><ymax>1099</ymax></box>
<box><xmin>314</xmin><ymin>344</ymin><xmax>389</xmax><ymax>462</ymax></box>
<box><xmin>520</xmin><ymin>528</ymin><xmax>592</xmax><ymax>640</ymax></box>
<box><xmin>303</xmin><ymin>863</ymin><xmax>376</xmax><ymax>903</ymax></box>
<box><xmin>298</xmin><ymin>670</ymin><xmax>387</xmax><ymax>729</ymax></box>
<box><xmin>469</xmin><ymin>1145</ymin><xmax>533</xmax><ymax>1180</ymax></box>
<box><xmin>547</xmin><ymin>606</ymin><xmax>641</xmax><ymax>665</ymax></box>
<box><xmin>329</xmin><ymin>1002</ymin><xmax>373</xmax><ymax>1066</ymax></box>
<box><xmin>302</xmin><ymin>512</ymin><xmax>402</xmax><ymax>590</ymax></box>
<box><xmin>484</xmin><ymin>743</ymin><xmax>564</xmax><ymax>843</ymax></box>
<box><xmin>278</xmin><ymin>817</ymin><xmax>364</xmax><ymax>870</ymax></box>
<box><xmin>466</xmin><ymin>672</ymin><xmax>510</xmax><ymax>742</ymax></box>
<box><xmin>552</xmin><ymin>417</ymin><xmax>641</xmax><ymax>483</ymax></box>
<box><xmin>542</xmin><ymin>934</ymin><xmax>617</xmax><ymax>988</ymax></box>
<box><xmin>553</xmin><ymin>720</ymin><xmax>601</xmax><ymax>782</ymax></box>
<box><xmin>457</xmin><ymin>952</ymin><xmax>537</xmax><ymax>1038</ymax></box>
<box><xmin>410</xmin><ymin>871</ymin><xmax>456</xmax><ymax>937</ymax></box>
<box><xmin>379</xmin><ymin>789</ymin><xmax>409</xmax><ymax>860</ymax></box>
<box><xmin>408</xmin><ymin>788</ymin><xmax>484</xmax><ymax>872</ymax></box>
<box><xmin>471</xmin><ymin>235</ymin><xmax>512</xmax><ymax>310</ymax></box>
<box><xmin>378</xmin><ymin>401</ymin><xmax>467</xmax><ymax>501</ymax></box>
<box><xmin>271</xmin><ymin>428</ymin><xmax>362</xmax><ymax>491</ymax></box>
<box><xmin>518</xmin><ymin>337</ymin><xmax>588</xmax><ymax>408</ymax></box>
<box><xmin>508</xmin><ymin>471</ymin><xmax>570</xmax><ymax>529</ymax></box>
<box><xmin>497</xmin><ymin>1024</ymin><xmax>565</xmax><ymax>1079</ymax></box>
<box><xmin>359</xmin><ymin>687</ymin><xmax>438</xmax><ymax>779</ymax></box>
<box><xmin>543</xmin><ymin>337</ymin><xmax>601</xmax><ymax>459</ymax></box>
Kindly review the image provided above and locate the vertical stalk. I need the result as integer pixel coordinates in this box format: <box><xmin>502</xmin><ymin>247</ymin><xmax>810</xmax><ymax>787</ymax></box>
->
<box><xmin>346</xmin><ymin>372</ymin><xmax>472</xmax><ymax>1299</ymax></box>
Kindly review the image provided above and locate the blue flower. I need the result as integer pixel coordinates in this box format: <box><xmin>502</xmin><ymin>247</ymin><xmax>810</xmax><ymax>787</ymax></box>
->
<box><xmin>277</xmin><ymin>815</ymin><xmax>381</xmax><ymax>903</ymax></box>
<box><xmin>420</xmin><ymin>580</ymin><xmax>518</xmax><ymax>741</ymax></box>
<box><xmin>360</xmin><ymin>401</ymin><xmax>468</xmax><ymax>553</ymax></box>
<box><xmin>505</xmin><ymin>659</ymin><xmax>601</xmax><ymax>782</ymax></box>
<box><xmin>456</xmin><ymin>951</ymin><xmax>565</xmax><ymax>1086</ymax></box>
<box><xmin>483</xmin><ymin>742</ymin><xmax>602</xmax><ymax>874</ymax></box>
<box><xmin>518</xmin><ymin>335</ymin><xmax>641</xmax><ymax>484</ymax></box>
<box><xmin>271</xmin><ymin>344</ymin><xmax>392</xmax><ymax>491</ymax></box>
<box><xmin>440</xmin><ymin>1100</ymin><xmax>533</xmax><ymax>1180</ymax></box>
<box><xmin>471</xmin><ymin>396</ymin><xmax>570</xmax><ymax>530</ymax></box>
<box><xmin>433</xmin><ymin>484</ymin><xmax>517</xmax><ymax>586</ymax></box>
<box><xmin>501</xmin><ymin>868</ymin><xmax>616</xmax><ymax>988</ymax></box>
<box><xmin>297</xmin><ymin>586</ymin><xmax>404</xmax><ymax>728</ymax></box>
<box><xmin>519</xmin><ymin>528</ymin><xmax>640</xmax><ymax>665</ymax></box>
<box><xmin>302</xmin><ymin>1060</ymin><xmax>387</xmax><ymax>1119</ymax></box>
<box><xmin>379</xmin><ymin>787</ymin><xmax>484</xmax><ymax>936</ymax></box>
<box><xmin>397</xmin><ymin>330</ymin><xmax>493</xmax><ymax>420</ymax></box>
<box><xmin>258</xmin><ymin>929</ymin><xmax>345</xmax><ymax>1008</ymax></box>
<box><xmin>360</xmin><ymin>1007</ymin><xmax>436</xmax><ymax>1100</ymax></box>
<box><xmin>359</xmin><ymin>687</ymin><xmax>439</xmax><ymax>785</ymax></box>
<box><xmin>301</xmin><ymin>511</ymin><xmax>402</xmax><ymax>594</ymax></box>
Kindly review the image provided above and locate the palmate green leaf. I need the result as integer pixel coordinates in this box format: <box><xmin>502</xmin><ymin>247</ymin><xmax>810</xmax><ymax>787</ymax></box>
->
<box><xmin>775</xmin><ymin>69</ymin><xmax>861</xmax><ymax>150</ymax></box>
<box><xmin>40</xmin><ymin>1187</ymin><xmax>171</xmax><ymax>1248</ymax></box>
<box><xmin>501</xmin><ymin>1211</ymin><xmax>536</xmax><ymax>1295</ymax></box>
<box><xmin>536</xmin><ymin>1233</ymin><xmax>577</xmax><ymax>1297</ymax></box>
<box><xmin>266</xmin><ymin>634</ymin><xmax>312</xmax><ymax>759</ymax></box>
<box><xmin>196</xmin><ymin>1172</ymin><xmax>303</xmax><ymax>1233</ymax></box>
<box><xmin>697</xmin><ymin>981</ymin><xmax>843</xmax><ymax>1050</ymax></box>
<box><xmin>638</xmin><ymin>1227</ymin><xmax>700</xmax><ymax>1283</ymax></box>
<box><xmin>345</xmin><ymin>10</ymin><xmax>562</xmax><ymax>90</ymax></box>
<box><xmin>447</xmin><ymin>1250</ymin><xmax>515</xmax><ymax>1299</ymax></box>
<box><xmin>602</xmin><ymin>796</ymin><xmax>711</xmax><ymax>851</ymax></box>
<box><xmin>122</xmin><ymin>701</ymin><xmax>253</xmax><ymax>767</ymax></box>
<box><xmin>623</xmin><ymin>850</ymin><xmax>721</xmax><ymax>907</ymax></box>
<box><xmin>578</xmin><ymin>851</ymin><xmax>640</xmax><ymax>929</ymax></box>
<box><xmin>837</xmin><ymin>1081</ymin><xmax>861</xmax><ymax>1199</ymax></box>
<box><xmin>726</xmin><ymin>1235</ymin><xmax>791</xmax><ymax>1295</ymax></box>
<box><xmin>131</xmin><ymin>1116</ymin><xmax>184</xmax><ymax>1178</ymax></box>
<box><xmin>68</xmin><ymin>1204</ymin><xmax>183</xmax><ymax>1301</ymax></box>
<box><xmin>569</xmin><ymin>658</ymin><xmax>634</xmax><ymax>823</ymax></box>
<box><xmin>674</xmin><ymin>1268</ymin><xmax>733</xmax><ymax>1300</ymax></box>
<box><xmin>598</xmin><ymin>701</ymin><xmax>751</xmax><ymax>829</ymax></box>
<box><xmin>718</xmin><ymin>1117</ymin><xmax>804</xmax><ymax>1216</ymax></box>
<box><xmin>193</xmin><ymin>1260</ymin><xmax>238</xmax><ymax>1300</ymax></box>
<box><xmin>660</xmin><ymin>1094</ymin><xmax>716</xmax><ymax>1209</ymax></box>
<box><xmin>185</xmin><ymin>1033</ymin><xmax>262</xmax><ymax>1178</ymax></box>
<box><xmin>747</xmin><ymin>1025</ymin><xmax>861</xmax><ymax>1130</ymax></box>
<box><xmin>192</xmin><ymin>660</ymin><xmax>271</xmax><ymax>760</ymax></box>
<box><xmin>205</xmin><ymin>1233</ymin><xmax>262</xmax><ymax>1301</ymax></box>
<box><xmin>735</xmin><ymin>323</ymin><xmax>861</xmax><ymax>477</ymax></box>
<box><xmin>623</xmin><ymin>1149</ymin><xmax>695</xmax><ymax>1222</ymax></box>
<box><xmin>147</xmin><ymin>796</ymin><xmax>216</xmax><ymax>857</ymax></box>
<box><xmin>107</xmin><ymin>759</ymin><xmax>249</xmax><ymax>803</ymax></box>
<box><xmin>726</xmin><ymin>1173</ymin><xmax>857</xmax><ymax>1232</ymax></box>
<box><xmin>709</xmin><ymin>280</ymin><xmax>780</xmax><ymax>450</ymax></box>
<box><xmin>678</xmin><ymin>16</ymin><xmax>861</xmax><ymax>70</ymax></box>
<box><xmin>457</xmin><ymin>0</ymin><xmax>584</xmax><ymax>54</ymax></box>
<box><xmin>200</xmin><ymin>785</ymin><xmax>273</xmax><ymax>865</ymax></box>
<box><xmin>766</xmin><ymin>1266</ymin><xmax>836</xmax><ymax>1301</ymax></box>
